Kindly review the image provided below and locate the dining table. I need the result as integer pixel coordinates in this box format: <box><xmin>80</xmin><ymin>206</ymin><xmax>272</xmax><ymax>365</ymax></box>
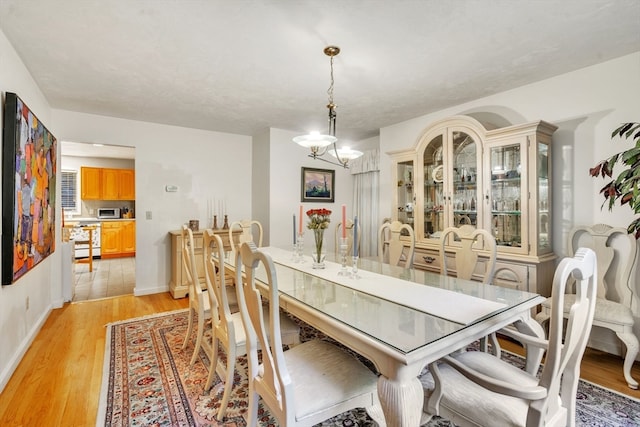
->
<box><xmin>232</xmin><ymin>246</ymin><xmax>546</xmax><ymax>427</ymax></box>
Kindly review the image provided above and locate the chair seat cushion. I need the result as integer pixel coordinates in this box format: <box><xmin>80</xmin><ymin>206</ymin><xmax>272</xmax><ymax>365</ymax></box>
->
<box><xmin>284</xmin><ymin>339</ymin><xmax>378</xmax><ymax>421</ymax></box>
<box><xmin>541</xmin><ymin>295</ymin><xmax>633</xmax><ymax>326</ymax></box>
<box><xmin>421</xmin><ymin>351</ymin><xmax>539</xmax><ymax>426</ymax></box>
<box><xmin>226</xmin><ymin>309</ymin><xmax>299</xmax><ymax>348</ymax></box>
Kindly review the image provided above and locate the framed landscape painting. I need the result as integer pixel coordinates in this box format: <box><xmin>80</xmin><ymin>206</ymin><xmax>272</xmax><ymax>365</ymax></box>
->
<box><xmin>2</xmin><ymin>92</ymin><xmax>57</xmax><ymax>285</ymax></box>
<box><xmin>301</xmin><ymin>167</ymin><xmax>335</xmax><ymax>203</ymax></box>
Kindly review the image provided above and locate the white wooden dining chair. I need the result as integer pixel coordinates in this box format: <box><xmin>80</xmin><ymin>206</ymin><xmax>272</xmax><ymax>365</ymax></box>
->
<box><xmin>203</xmin><ymin>230</ymin><xmax>300</xmax><ymax>420</ymax></box>
<box><xmin>439</xmin><ymin>225</ymin><xmax>497</xmax><ymax>284</ymax></box>
<box><xmin>378</xmin><ymin>220</ymin><xmax>415</xmax><ymax>268</ymax></box>
<box><xmin>334</xmin><ymin>219</ymin><xmax>359</xmax><ymax>260</ymax></box>
<box><xmin>421</xmin><ymin>247</ymin><xmax>598</xmax><ymax>427</ymax></box>
<box><xmin>180</xmin><ymin>225</ymin><xmax>212</xmax><ymax>366</ymax></box>
<box><xmin>228</xmin><ymin>219</ymin><xmax>263</xmax><ymax>254</ymax></box>
<box><xmin>227</xmin><ymin>219</ymin><xmax>263</xmax><ymax>285</ymax></box>
<box><xmin>536</xmin><ymin>223</ymin><xmax>639</xmax><ymax>389</ymax></box>
<box><xmin>439</xmin><ymin>225</ymin><xmax>499</xmax><ymax>353</ymax></box>
<box><xmin>235</xmin><ymin>242</ymin><xmax>386</xmax><ymax>427</ymax></box>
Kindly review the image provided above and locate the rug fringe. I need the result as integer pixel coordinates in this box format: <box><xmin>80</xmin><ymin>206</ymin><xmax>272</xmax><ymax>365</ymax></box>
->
<box><xmin>103</xmin><ymin>308</ymin><xmax>189</xmax><ymax>328</ymax></box>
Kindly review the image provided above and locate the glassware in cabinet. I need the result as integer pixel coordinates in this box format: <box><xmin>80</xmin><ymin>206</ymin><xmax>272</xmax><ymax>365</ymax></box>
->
<box><xmin>489</xmin><ymin>142</ymin><xmax>523</xmax><ymax>249</ymax></box>
<box><xmin>422</xmin><ymin>134</ymin><xmax>444</xmax><ymax>239</ymax></box>
<box><xmin>452</xmin><ymin>131</ymin><xmax>479</xmax><ymax>228</ymax></box>
<box><xmin>395</xmin><ymin>159</ymin><xmax>415</xmax><ymax>227</ymax></box>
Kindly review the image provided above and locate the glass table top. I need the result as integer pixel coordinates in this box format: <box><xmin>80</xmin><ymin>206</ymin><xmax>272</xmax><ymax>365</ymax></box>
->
<box><xmin>246</xmin><ymin>247</ymin><xmax>540</xmax><ymax>354</ymax></box>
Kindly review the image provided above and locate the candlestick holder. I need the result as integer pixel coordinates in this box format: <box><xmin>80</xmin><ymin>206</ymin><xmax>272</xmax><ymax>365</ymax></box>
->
<box><xmin>222</xmin><ymin>215</ymin><xmax>229</xmax><ymax>229</ymax></box>
<box><xmin>213</xmin><ymin>215</ymin><xmax>219</xmax><ymax>230</ymax></box>
<box><xmin>296</xmin><ymin>233</ymin><xmax>305</xmax><ymax>262</ymax></box>
<box><xmin>338</xmin><ymin>238</ymin><xmax>349</xmax><ymax>276</ymax></box>
<box><xmin>351</xmin><ymin>255</ymin><xmax>360</xmax><ymax>279</ymax></box>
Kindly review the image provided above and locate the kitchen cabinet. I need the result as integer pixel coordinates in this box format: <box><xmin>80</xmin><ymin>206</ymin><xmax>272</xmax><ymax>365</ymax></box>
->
<box><xmin>101</xmin><ymin>220</ymin><xmax>135</xmax><ymax>258</ymax></box>
<box><xmin>168</xmin><ymin>228</ymin><xmax>240</xmax><ymax>298</ymax></box>
<box><xmin>80</xmin><ymin>167</ymin><xmax>135</xmax><ymax>200</ymax></box>
<box><xmin>102</xmin><ymin>168</ymin><xmax>135</xmax><ymax>200</ymax></box>
<box><xmin>388</xmin><ymin>116</ymin><xmax>557</xmax><ymax>296</ymax></box>
<box><xmin>81</xmin><ymin>167</ymin><xmax>101</xmax><ymax>200</ymax></box>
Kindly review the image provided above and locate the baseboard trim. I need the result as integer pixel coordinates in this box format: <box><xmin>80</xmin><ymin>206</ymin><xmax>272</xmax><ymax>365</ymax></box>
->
<box><xmin>0</xmin><ymin>303</ymin><xmax>52</xmax><ymax>394</ymax></box>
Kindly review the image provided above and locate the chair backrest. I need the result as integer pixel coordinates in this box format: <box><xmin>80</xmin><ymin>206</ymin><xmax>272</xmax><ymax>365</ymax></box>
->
<box><xmin>378</xmin><ymin>220</ymin><xmax>415</xmax><ymax>268</ymax></box>
<box><xmin>228</xmin><ymin>220</ymin><xmax>263</xmax><ymax>256</ymax></box>
<box><xmin>568</xmin><ymin>224</ymin><xmax>637</xmax><ymax>306</ymax></box>
<box><xmin>204</xmin><ymin>229</ymin><xmax>237</xmax><ymax>339</ymax></box>
<box><xmin>334</xmin><ymin>219</ymin><xmax>360</xmax><ymax>256</ymax></box>
<box><xmin>235</xmin><ymin>242</ymin><xmax>294</xmax><ymax>425</ymax></box>
<box><xmin>181</xmin><ymin>224</ymin><xmax>205</xmax><ymax>302</ymax></box>
<box><xmin>537</xmin><ymin>247</ymin><xmax>597</xmax><ymax>425</ymax></box>
<box><xmin>439</xmin><ymin>225</ymin><xmax>497</xmax><ymax>284</ymax></box>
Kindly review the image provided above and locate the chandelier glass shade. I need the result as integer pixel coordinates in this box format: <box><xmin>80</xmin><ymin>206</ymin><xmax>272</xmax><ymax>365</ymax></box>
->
<box><xmin>293</xmin><ymin>46</ymin><xmax>363</xmax><ymax>168</ymax></box>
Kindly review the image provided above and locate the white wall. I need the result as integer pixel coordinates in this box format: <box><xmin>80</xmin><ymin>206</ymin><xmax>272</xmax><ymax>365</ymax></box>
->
<box><xmin>268</xmin><ymin>128</ymin><xmax>356</xmax><ymax>253</ymax></box>
<box><xmin>52</xmin><ymin>110</ymin><xmax>253</xmax><ymax>296</ymax></box>
<box><xmin>0</xmin><ymin>29</ymin><xmax>59</xmax><ymax>392</ymax></box>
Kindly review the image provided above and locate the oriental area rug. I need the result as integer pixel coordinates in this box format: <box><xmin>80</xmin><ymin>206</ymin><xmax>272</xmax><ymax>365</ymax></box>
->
<box><xmin>98</xmin><ymin>309</ymin><xmax>640</xmax><ymax>427</ymax></box>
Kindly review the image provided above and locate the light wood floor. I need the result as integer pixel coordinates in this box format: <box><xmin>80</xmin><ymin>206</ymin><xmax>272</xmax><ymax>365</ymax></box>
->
<box><xmin>0</xmin><ymin>293</ymin><xmax>639</xmax><ymax>426</ymax></box>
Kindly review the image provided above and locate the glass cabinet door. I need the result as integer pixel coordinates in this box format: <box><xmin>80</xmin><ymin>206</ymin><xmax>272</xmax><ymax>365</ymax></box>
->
<box><xmin>422</xmin><ymin>134</ymin><xmax>444</xmax><ymax>240</ymax></box>
<box><xmin>396</xmin><ymin>159</ymin><xmax>414</xmax><ymax>227</ymax></box>
<box><xmin>537</xmin><ymin>142</ymin><xmax>550</xmax><ymax>251</ymax></box>
<box><xmin>452</xmin><ymin>131</ymin><xmax>479</xmax><ymax>228</ymax></box>
<box><xmin>489</xmin><ymin>142</ymin><xmax>524</xmax><ymax>250</ymax></box>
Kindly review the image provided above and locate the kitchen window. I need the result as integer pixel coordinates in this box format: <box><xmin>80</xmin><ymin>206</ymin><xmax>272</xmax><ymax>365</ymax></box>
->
<box><xmin>61</xmin><ymin>169</ymin><xmax>80</xmax><ymax>215</ymax></box>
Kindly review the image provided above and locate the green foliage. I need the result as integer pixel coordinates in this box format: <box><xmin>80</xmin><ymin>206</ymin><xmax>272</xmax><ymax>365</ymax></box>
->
<box><xmin>589</xmin><ymin>122</ymin><xmax>640</xmax><ymax>239</ymax></box>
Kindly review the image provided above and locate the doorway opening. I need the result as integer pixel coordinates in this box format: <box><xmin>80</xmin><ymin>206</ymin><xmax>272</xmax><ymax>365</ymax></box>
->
<box><xmin>60</xmin><ymin>141</ymin><xmax>136</xmax><ymax>301</ymax></box>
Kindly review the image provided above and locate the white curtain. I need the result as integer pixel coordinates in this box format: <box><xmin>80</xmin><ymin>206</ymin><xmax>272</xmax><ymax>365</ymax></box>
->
<box><xmin>350</xmin><ymin>149</ymin><xmax>380</xmax><ymax>258</ymax></box>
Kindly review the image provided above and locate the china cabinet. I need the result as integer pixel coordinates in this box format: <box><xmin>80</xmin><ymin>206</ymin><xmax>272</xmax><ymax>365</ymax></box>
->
<box><xmin>388</xmin><ymin>116</ymin><xmax>557</xmax><ymax>296</ymax></box>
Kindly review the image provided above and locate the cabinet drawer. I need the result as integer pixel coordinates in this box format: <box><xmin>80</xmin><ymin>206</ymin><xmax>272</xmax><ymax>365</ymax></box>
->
<box><xmin>493</xmin><ymin>261</ymin><xmax>529</xmax><ymax>291</ymax></box>
<box><xmin>413</xmin><ymin>247</ymin><xmax>441</xmax><ymax>272</ymax></box>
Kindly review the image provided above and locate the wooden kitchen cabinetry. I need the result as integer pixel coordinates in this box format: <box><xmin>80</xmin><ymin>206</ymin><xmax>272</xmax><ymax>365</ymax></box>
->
<box><xmin>81</xmin><ymin>167</ymin><xmax>102</xmax><ymax>200</ymax></box>
<box><xmin>168</xmin><ymin>228</ymin><xmax>240</xmax><ymax>298</ymax></box>
<box><xmin>81</xmin><ymin>167</ymin><xmax>135</xmax><ymax>200</ymax></box>
<box><xmin>388</xmin><ymin>116</ymin><xmax>557</xmax><ymax>296</ymax></box>
<box><xmin>101</xmin><ymin>220</ymin><xmax>136</xmax><ymax>258</ymax></box>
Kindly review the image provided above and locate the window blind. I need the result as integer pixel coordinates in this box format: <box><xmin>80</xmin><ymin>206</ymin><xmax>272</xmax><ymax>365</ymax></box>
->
<box><xmin>61</xmin><ymin>169</ymin><xmax>79</xmax><ymax>213</ymax></box>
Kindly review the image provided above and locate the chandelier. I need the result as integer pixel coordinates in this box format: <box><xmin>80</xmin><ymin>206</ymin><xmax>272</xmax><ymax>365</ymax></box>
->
<box><xmin>293</xmin><ymin>46</ymin><xmax>363</xmax><ymax>168</ymax></box>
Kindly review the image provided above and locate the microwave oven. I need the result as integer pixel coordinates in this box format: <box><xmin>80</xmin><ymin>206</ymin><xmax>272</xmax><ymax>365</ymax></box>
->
<box><xmin>97</xmin><ymin>207</ymin><xmax>121</xmax><ymax>219</ymax></box>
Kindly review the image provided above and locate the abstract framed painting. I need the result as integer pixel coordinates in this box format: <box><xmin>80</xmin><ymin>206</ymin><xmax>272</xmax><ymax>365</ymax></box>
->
<box><xmin>2</xmin><ymin>92</ymin><xmax>57</xmax><ymax>285</ymax></box>
<box><xmin>301</xmin><ymin>167</ymin><xmax>335</xmax><ymax>203</ymax></box>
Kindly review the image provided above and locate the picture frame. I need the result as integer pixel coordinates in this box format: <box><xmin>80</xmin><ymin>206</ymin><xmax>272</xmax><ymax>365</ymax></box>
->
<box><xmin>2</xmin><ymin>92</ymin><xmax>58</xmax><ymax>285</ymax></box>
<box><xmin>301</xmin><ymin>167</ymin><xmax>335</xmax><ymax>203</ymax></box>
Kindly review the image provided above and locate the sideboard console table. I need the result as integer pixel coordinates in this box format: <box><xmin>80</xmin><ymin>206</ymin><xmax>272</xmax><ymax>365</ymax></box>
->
<box><xmin>168</xmin><ymin>228</ymin><xmax>240</xmax><ymax>298</ymax></box>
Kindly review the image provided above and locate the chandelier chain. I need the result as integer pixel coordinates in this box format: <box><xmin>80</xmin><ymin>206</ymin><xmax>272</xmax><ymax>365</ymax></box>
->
<box><xmin>327</xmin><ymin>54</ymin><xmax>335</xmax><ymax>107</ymax></box>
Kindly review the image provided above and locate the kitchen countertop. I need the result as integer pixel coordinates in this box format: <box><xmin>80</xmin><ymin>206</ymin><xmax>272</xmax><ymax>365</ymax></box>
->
<box><xmin>66</xmin><ymin>217</ymin><xmax>136</xmax><ymax>224</ymax></box>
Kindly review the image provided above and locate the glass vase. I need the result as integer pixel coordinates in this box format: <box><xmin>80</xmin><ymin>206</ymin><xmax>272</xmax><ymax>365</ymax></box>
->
<box><xmin>312</xmin><ymin>228</ymin><xmax>326</xmax><ymax>269</ymax></box>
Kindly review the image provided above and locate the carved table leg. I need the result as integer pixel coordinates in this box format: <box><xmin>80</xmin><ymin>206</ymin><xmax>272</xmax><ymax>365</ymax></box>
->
<box><xmin>377</xmin><ymin>374</ymin><xmax>423</xmax><ymax>427</ymax></box>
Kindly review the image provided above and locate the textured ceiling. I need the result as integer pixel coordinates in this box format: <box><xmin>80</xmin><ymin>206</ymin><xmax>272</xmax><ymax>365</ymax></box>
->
<box><xmin>1</xmin><ymin>0</ymin><xmax>639</xmax><ymax>149</ymax></box>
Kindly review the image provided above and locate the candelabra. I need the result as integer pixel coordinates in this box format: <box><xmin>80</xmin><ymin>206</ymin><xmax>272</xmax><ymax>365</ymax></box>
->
<box><xmin>351</xmin><ymin>255</ymin><xmax>360</xmax><ymax>279</ymax></box>
<box><xmin>338</xmin><ymin>238</ymin><xmax>349</xmax><ymax>276</ymax></box>
<box><xmin>295</xmin><ymin>233</ymin><xmax>305</xmax><ymax>262</ymax></box>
